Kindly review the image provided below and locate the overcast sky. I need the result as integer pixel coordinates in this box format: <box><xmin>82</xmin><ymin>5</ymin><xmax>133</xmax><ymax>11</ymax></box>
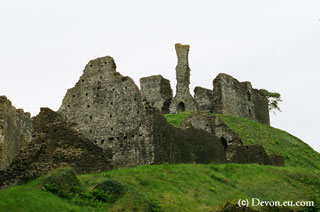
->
<box><xmin>0</xmin><ymin>1</ymin><xmax>319</xmax><ymax>152</ymax></box>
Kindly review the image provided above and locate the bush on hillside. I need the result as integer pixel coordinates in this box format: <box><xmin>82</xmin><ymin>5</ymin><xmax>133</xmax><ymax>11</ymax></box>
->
<box><xmin>92</xmin><ymin>180</ymin><xmax>127</xmax><ymax>203</ymax></box>
<box><xmin>42</xmin><ymin>167</ymin><xmax>80</xmax><ymax>198</ymax></box>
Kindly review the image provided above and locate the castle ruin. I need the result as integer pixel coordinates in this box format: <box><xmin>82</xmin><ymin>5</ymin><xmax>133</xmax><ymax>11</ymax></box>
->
<box><xmin>0</xmin><ymin>43</ymin><xmax>282</xmax><ymax>189</ymax></box>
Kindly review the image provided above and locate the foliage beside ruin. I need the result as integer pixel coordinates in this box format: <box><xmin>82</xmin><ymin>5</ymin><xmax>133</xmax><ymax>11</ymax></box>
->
<box><xmin>259</xmin><ymin>89</ymin><xmax>282</xmax><ymax>112</ymax></box>
<box><xmin>0</xmin><ymin>163</ymin><xmax>319</xmax><ymax>212</ymax></box>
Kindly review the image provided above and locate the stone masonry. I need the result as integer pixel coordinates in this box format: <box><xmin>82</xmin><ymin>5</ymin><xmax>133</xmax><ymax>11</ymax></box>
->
<box><xmin>194</xmin><ymin>86</ymin><xmax>214</xmax><ymax>113</ymax></box>
<box><xmin>213</xmin><ymin>73</ymin><xmax>270</xmax><ymax>125</ymax></box>
<box><xmin>169</xmin><ymin>43</ymin><xmax>198</xmax><ymax>113</ymax></box>
<box><xmin>0</xmin><ymin>96</ymin><xmax>33</xmax><ymax>170</ymax></box>
<box><xmin>140</xmin><ymin>75</ymin><xmax>173</xmax><ymax>114</ymax></box>
<box><xmin>58</xmin><ymin>56</ymin><xmax>154</xmax><ymax>166</ymax></box>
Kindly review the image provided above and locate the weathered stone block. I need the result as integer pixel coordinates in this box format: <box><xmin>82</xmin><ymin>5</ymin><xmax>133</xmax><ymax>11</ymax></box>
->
<box><xmin>269</xmin><ymin>154</ymin><xmax>285</xmax><ymax>166</ymax></box>
<box><xmin>194</xmin><ymin>86</ymin><xmax>214</xmax><ymax>112</ymax></box>
<box><xmin>0</xmin><ymin>96</ymin><xmax>33</xmax><ymax>170</ymax></box>
<box><xmin>140</xmin><ymin>75</ymin><xmax>172</xmax><ymax>114</ymax></box>
<box><xmin>226</xmin><ymin>145</ymin><xmax>271</xmax><ymax>165</ymax></box>
<box><xmin>212</xmin><ymin>73</ymin><xmax>270</xmax><ymax>125</ymax></box>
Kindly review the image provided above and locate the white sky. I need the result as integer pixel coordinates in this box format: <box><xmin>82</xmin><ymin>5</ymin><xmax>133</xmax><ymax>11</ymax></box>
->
<box><xmin>0</xmin><ymin>1</ymin><xmax>319</xmax><ymax>152</ymax></box>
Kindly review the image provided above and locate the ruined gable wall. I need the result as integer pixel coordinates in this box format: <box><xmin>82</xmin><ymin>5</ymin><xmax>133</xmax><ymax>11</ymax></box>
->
<box><xmin>58</xmin><ymin>56</ymin><xmax>154</xmax><ymax>166</ymax></box>
<box><xmin>0</xmin><ymin>96</ymin><xmax>33</xmax><ymax>170</ymax></box>
<box><xmin>140</xmin><ymin>75</ymin><xmax>172</xmax><ymax>114</ymax></box>
<box><xmin>212</xmin><ymin>73</ymin><xmax>270</xmax><ymax>125</ymax></box>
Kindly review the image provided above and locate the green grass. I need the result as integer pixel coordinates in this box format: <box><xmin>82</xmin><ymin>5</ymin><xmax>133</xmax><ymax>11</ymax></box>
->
<box><xmin>163</xmin><ymin>112</ymin><xmax>193</xmax><ymax>127</ymax></box>
<box><xmin>164</xmin><ymin>112</ymin><xmax>320</xmax><ymax>169</ymax></box>
<box><xmin>0</xmin><ymin>164</ymin><xmax>319</xmax><ymax>212</ymax></box>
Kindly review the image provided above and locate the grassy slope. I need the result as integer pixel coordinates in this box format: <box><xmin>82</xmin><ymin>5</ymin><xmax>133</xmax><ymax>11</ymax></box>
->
<box><xmin>0</xmin><ymin>112</ymin><xmax>319</xmax><ymax>212</ymax></box>
<box><xmin>215</xmin><ymin>114</ymin><xmax>320</xmax><ymax>169</ymax></box>
<box><xmin>0</xmin><ymin>164</ymin><xmax>319</xmax><ymax>212</ymax></box>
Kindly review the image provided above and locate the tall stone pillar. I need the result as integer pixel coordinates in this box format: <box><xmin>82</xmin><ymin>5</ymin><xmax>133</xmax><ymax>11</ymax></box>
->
<box><xmin>169</xmin><ymin>43</ymin><xmax>198</xmax><ymax>113</ymax></box>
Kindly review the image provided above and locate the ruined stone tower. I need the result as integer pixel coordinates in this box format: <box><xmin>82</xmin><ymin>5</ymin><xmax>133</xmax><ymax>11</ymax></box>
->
<box><xmin>169</xmin><ymin>43</ymin><xmax>198</xmax><ymax>113</ymax></box>
<box><xmin>213</xmin><ymin>73</ymin><xmax>270</xmax><ymax>125</ymax></box>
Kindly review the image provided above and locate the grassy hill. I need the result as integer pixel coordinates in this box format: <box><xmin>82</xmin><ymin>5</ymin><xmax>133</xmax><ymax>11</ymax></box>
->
<box><xmin>0</xmin><ymin>112</ymin><xmax>319</xmax><ymax>212</ymax></box>
<box><xmin>0</xmin><ymin>164</ymin><xmax>319</xmax><ymax>212</ymax></box>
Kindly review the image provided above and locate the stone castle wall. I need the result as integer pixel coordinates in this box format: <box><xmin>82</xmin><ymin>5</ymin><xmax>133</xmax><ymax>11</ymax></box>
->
<box><xmin>213</xmin><ymin>73</ymin><xmax>270</xmax><ymax>125</ymax></box>
<box><xmin>0</xmin><ymin>96</ymin><xmax>33</xmax><ymax>170</ymax></box>
<box><xmin>194</xmin><ymin>86</ymin><xmax>214</xmax><ymax>113</ymax></box>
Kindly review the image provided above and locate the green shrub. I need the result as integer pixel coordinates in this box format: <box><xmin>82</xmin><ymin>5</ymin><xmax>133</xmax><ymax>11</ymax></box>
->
<box><xmin>94</xmin><ymin>180</ymin><xmax>127</xmax><ymax>198</ymax></box>
<box><xmin>149</xmin><ymin>199</ymin><xmax>162</xmax><ymax>212</ymax></box>
<box><xmin>91</xmin><ymin>188</ymin><xmax>115</xmax><ymax>203</ymax></box>
<box><xmin>42</xmin><ymin>167</ymin><xmax>80</xmax><ymax>198</ymax></box>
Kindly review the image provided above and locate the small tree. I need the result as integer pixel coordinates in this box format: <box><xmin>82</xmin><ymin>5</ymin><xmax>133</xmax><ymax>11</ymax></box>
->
<box><xmin>259</xmin><ymin>89</ymin><xmax>282</xmax><ymax>113</ymax></box>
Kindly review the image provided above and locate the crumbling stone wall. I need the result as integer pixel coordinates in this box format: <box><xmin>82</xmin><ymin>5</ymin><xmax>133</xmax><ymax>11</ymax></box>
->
<box><xmin>58</xmin><ymin>56</ymin><xmax>155</xmax><ymax>166</ymax></box>
<box><xmin>151</xmin><ymin>113</ymin><xmax>226</xmax><ymax>164</ymax></box>
<box><xmin>0</xmin><ymin>96</ymin><xmax>33</xmax><ymax>170</ymax></box>
<box><xmin>0</xmin><ymin>108</ymin><xmax>112</xmax><ymax>189</ymax></box>
<box><xmin>180</xmin><ymin>112</ymin><xmax>283</xmax><ymax>165</ymax></box>
<box><xmin>170</xmin><ymin>43</ymin><xmax>198</xmax><ymax>113</ymax></box>
<box><xmin>269</xmin><ymin>154</ymin><xmax>285</xmax><ymax>166</ymax></box>
<box><xmin>212</xmin><ymin>73</ymin><xmax>270</xmax><ymax>125</ymax></box>
<box><xmin>180</xmin><ymin>112</ymin><xmax>243</xmax><ymax>161</ymax></box>
<box><xmin>140</xmin><ymin>75</ymin><xmax>173</xmax><ymax>114</ymax></box>
<box><xmin>226</xmin><ymin>145</ymin><xmax>271</xmax><ymax>165</ymax></box>
<box><xmin>194</xmin><ymin>86</ymin><xmax>214</xmax><ymax>112</ymax></box>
